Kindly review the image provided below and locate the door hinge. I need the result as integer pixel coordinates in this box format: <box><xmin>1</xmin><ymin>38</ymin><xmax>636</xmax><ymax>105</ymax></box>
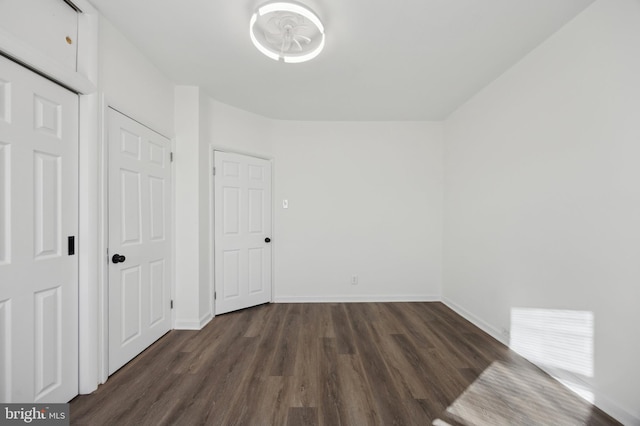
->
<box><xmin>214</xmin><ymin>291</ymin><xmax>216</xmax><ymax>300</ymax></box>
<box><xmin>170</xmin><ymin>300</ymin><xmax>174</xmax><ymax>309</ymax></box>
<box><xmin>213</xmin><ymin>167</ymin><xmax>216</xmax><ymax>176</ymax></box>
<box><xmin>170</xmin><ymin>152</ymin><xmax>174</xmax><ymax>162</ymax></box>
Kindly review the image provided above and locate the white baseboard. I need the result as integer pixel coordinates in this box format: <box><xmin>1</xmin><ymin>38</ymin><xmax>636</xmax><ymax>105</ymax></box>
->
<box><xmin>173</xmin><ymin>319</ymin><xmax>201</xmax><ymax>330</ymax></box>
<box><xmin>174</xmin><ymin>312</ymin><xmax>212</xmax><ymax>331</ymax></box>
<box><xmin>442</xmin><ymin>297</ymin><xmax>640</xmax><ymax>426</ymax></box>
<box><xmin>442</xmin><ymin>296</ymin><xmax>509</xmax><ymax>346</ymax></box>
<box><xmin>273</xmin><ymin>294</ymin><xmax>441</xmax><ymax>303</ymax></box>
<box><xmin>590</xmin><ymin>391</ymin><xmax>640</xmax><ymax>426</ymax></box>
<box><xmin>534</xmin><ymin>364</ymin><xmax>640</xmax><ymax>426</ymax></box>
<box><xmin>199</xmin><ymin>312</ymin><xmax>213</xmax><ymax>328</ymax></box>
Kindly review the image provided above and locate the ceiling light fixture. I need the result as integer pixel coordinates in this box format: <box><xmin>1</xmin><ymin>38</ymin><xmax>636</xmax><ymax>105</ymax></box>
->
<box><xmin>249</xmin><ymin>1</ymin><xmax>325</xmax><ymax>63</ymax></box>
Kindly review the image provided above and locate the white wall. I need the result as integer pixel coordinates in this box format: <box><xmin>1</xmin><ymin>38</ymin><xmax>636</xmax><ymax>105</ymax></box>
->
<box><xmin>173</xmin><ymin>87</ymin><xmax>206</xmax><ymax>328</ymax></box>
<box><xmin>194</xmin><ymin>101</ymin><xmax>444</xmax><ymax>307</ymax></box>
<box><xmin>443</xmin><ymin>0</ymin><xmax>640</xmax><ymax>423</ymax></box>
<box><xmin>201</xmin><ymin>98</ymin><xmax>274</xmax><ymax>158</ymax></box>
<box><xmin>272</xmin><ymin>121</ymin><xmax>443</xmax><ymax>301</ymax></box>
<box><xmin>98</xmin><ymin>17</ymin><xmax>174</xmax><ymax>136</ymax></box>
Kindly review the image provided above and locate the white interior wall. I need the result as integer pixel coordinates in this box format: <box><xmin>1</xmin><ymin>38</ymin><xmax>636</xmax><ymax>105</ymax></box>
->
<box><xmin>191</xmin><ymin>103</ymin><xmax>444</xmax><ymax>306</ymax></box>
<box><xmin>201</xmin><ymin>97</ymin><xmax>274</xmax><ymax>158</ymax></box>
<box><xmin>98</xmin><ymin>17</ymin><xmax>174</xmax><ymax>137</ymax></box>
<box><xmin>272</xmin><ymin>121</ymin><xmax>444</xmax><ymax>302</ymax></box>
<box><xmin>173</xmin><ymin>86</ymin><xmax>206</xmax><ymax>328</ymax></box>
<box><xmin>443</xmin><ymin>0</ymin><xmax>640</xmax><ymax>423</ymax></box>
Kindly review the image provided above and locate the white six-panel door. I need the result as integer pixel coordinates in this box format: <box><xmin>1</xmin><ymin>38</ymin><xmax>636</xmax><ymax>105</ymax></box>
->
<box><xmin>0</xmin><ymin>55</ymin><xmax>79</xmax><ymax>402</ymax></box>
<box><xmin>214</xmin><ymin>151</ymin><xmax>272</xmax><ymax>315</ymax></box>
<box><xmin>108</xmin><ymin>108</ymin><xmax>172</xmax><ymax>375</ymax></box>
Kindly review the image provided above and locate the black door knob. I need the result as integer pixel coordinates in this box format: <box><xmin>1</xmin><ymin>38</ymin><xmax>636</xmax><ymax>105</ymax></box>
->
<box><xmin>265</xmin><ymin>237</ymin><xmax>271</xmax><ymax>243</ymax></box>
<box><xmin>112</xmin><ymin>254</ymin><xmax>126</xmax><ymax>264</ymax></box>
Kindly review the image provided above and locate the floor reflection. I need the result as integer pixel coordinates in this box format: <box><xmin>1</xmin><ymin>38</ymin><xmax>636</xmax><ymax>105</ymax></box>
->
<box><xmin>437</xmin><ymin>360</ymin><xmax>595</xmax><ymax>425</ymax></box>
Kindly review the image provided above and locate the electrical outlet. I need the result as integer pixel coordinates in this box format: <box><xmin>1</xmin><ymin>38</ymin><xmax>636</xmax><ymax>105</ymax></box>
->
<box><xmin>351</xmin><ymin>275</ymin><xmax>358</xmax><ymax>285</ymax></box>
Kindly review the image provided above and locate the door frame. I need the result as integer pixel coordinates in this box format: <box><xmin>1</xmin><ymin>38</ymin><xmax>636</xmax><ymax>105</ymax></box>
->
<box><xmin>97</xmin><ymin>101</ymin><xmax>176</xmax><ymax>383</ymax></box>
<box><xmin>0</xmin><ymin>0</ymin><xmax>101</xmax><ymax>395</ymax></box>
<box><xmin>209</xmin><ymin>145</ymin><xmax>275</xmax><ymax>317</ymax></box>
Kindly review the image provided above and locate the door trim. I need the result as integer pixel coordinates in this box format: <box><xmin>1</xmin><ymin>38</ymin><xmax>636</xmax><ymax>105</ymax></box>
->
<box><xmin>104</xmin><ymin>106</ymin><xmax>173</xmax><ymax>375</ymax></box>
<box><xmin>97</xmin><ymin>101</ymin><xmax>176</xmax><ymax>383</ymax></box>
<box><xmin>210</xmin><ymin>146</ymin><xmax>275</xmax><ymax>317</ymax></box>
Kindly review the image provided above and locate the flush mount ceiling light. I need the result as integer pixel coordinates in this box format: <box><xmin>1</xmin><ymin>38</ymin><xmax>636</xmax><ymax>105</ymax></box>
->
<box><xmin>249</xmin><ymin>1</ymin><xmax>325</xmax><ymax>63</ymax></box>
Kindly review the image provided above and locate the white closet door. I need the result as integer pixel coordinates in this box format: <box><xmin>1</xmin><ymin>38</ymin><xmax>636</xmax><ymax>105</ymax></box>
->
<box><xmin>214</xmin><ymin>151</ymin><xmax>272</xmax><ymax>315</ymax></box>
<box><xmin>0</xmin><ymin>55</ymin><xmax>79</xmax><ymax>403</ymax></box>
<box><xmin>108</xmin><ymin>108</ymin><xmax>172</xmax><ymax>375</ymax></box>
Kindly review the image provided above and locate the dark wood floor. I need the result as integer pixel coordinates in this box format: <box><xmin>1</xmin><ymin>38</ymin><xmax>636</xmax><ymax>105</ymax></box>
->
<box><xmin>71</xmin><ymin>302</ymin><xmax>619</xmax><ymax>425</ymax></box>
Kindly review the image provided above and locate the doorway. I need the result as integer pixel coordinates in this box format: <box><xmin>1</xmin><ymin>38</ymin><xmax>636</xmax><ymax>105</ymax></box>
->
<box><xmin>107</xmin><ymin>108</ymin><xmax>172</xmax><ymax>375</ymax></box>
<box><xmin>214</xmin><ymin>151</ymin><xmax>272</xmax><ymax>315</ymax></box>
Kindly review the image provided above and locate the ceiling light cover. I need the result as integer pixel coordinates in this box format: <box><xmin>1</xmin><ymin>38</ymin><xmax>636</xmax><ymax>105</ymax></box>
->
<box><xmin>250</xmin><ymin>1</ymin><xmax>325</xmax><ymax>63</ymax></box>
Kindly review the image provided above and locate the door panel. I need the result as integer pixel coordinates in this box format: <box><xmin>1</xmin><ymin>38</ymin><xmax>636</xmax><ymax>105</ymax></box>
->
<box><xmin>149</xmin><ymin>177</ymin><xmax>165</xmax><ymax>240</ymax></box>
<box><xmin>108</xmin><ymin>108</ymin><xmax>171</xmax><ymax>375</ymax></box>
<box><xmin>121</xmin><ymin>266</ymin><xmax>141</xmax><ymax>345</ymax></box>
<box><xmin>0</xmin><ymin>141</ymin><xmax>8</xmax><ymax>264</ymax></box>
<box><xmin>34</xmin><ymin>287</ymin><xmax>61</xmax><ymax>400</ymax></box>
<box><xmin>0</xmin><ymin>299</ymin><xmax>10</xmax><ymax>401</ymax></box>
<box><xmin>248</xmin><ymin>188</ymin><xmax>264</xmax><ymax>233</ymax></box>
<box><xmin>34</xmin><ymin>152</ymin><xmax>62</xmax><ymax>258</ymax></box>
<box><xmin>214</xmin><ymin>152</ymin><xmax>272</xmax><ymax>315</ymax></box>
<box><xmin>0</xmin><ymin>55</ymin><xmax>78</xmax><ymax>403</ymax></box>
<box><xmin>149</xmin><ymin>260</ymin><xmax>166</xmax><ymax>326</ymax></box>
<box><xmin>248</xmin><ymin>248</ymin><xmax>264</xmax><ymax>293</ymax></box>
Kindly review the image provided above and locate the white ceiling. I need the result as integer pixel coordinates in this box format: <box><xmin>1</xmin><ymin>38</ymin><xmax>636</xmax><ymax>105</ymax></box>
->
<box><xmin>89</xmin><ymin>0</ymin><xmax>595</xmax><ymax>121</ymax></box>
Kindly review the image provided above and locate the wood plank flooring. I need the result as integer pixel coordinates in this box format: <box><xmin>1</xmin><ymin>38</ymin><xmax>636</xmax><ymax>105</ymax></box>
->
<box><xmin>70</xmin><ymin>303</ymin><xmax>619</xmax><ymax>425</ymax></box>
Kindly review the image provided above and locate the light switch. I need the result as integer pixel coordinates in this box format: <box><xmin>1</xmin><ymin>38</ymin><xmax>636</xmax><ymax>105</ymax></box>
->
<box><xmin>282</xmin><ymin>199</ymin><xmax>289</xmax><ymax>209</ymax></box>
